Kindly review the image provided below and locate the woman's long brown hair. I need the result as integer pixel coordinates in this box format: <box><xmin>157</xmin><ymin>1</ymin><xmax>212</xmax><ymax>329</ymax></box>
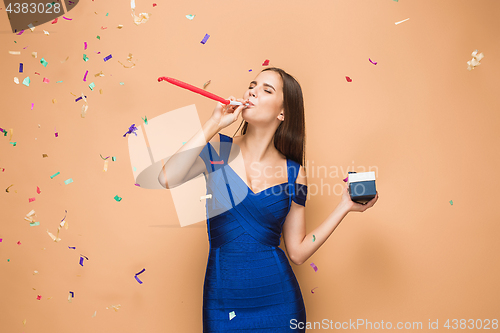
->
<box><xmin>232</xmin><ymin>67</ymin><xmax>306</xmax><ymax>167</ymax></box>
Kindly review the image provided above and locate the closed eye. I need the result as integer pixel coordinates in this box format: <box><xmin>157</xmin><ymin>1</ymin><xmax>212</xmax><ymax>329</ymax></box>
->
<box><xmin>248</xmin><ymin>86</ymin><xmax>272</xmax><ymax>93</ymax></box>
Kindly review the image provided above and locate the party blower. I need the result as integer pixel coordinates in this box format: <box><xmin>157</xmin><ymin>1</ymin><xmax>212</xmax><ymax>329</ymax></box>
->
<box><xmin>158</xmin><ymin>77</ymin><xmax>249</xmax><ymax>106</ymax></box>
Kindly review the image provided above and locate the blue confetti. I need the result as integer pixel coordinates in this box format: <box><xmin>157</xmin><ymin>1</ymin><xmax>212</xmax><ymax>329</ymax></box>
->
<box><xmin>200</xmin><ymin>34</ymin><xmax>210</xmax><ymax>44</ymax></box>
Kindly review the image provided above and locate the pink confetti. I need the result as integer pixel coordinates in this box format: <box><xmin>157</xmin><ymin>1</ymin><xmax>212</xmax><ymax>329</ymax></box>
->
<box><xmin>52</xmin><ymin>17</ymin><xmax>58</xmax><ymax>24</ymax></box>
<box><xmin>29</xmin><ymin>197</ymin><xmax>36</xmax><ymax>203</ymax></box>
<box><xmin>17</xmin><ymin>241</ymin><xmax>21</xmax><ymax>245</ymax></box>
<box><xmin>343</xmin><ymin>176</ymin><xmax>348</xmax><ymax>182</ymax></box>
<box><xmin>311</xmin><ymin>287</ymin><xmax>318</xmax><ymax>293</ymax></box>
<box><xmin>63</xmin><ymin>16</ymin><xmax>72</xmax><ymax>20</ymax></box>
<box><xmin>55</xmin><ymin>132</ymin><xmax>58</xmax><ymax>137</ymax></box>
<box><xmin>23</xmin><ymin>45</ymin><xmax>29</xmax><ymax>49</ymax></box>
<box><xmin>37</xmin><ymin>186</ymin><xmax>41</xmax><ymax>194</ymax></box>
<box><xmin>153</xmin><ymin>3</ymin><xmax>157</xmax><ymax>6</ymax></box>
<box><xmin>36</xmin><ymin>295</ymin><xmax>42</xmax><ymax>300</ymax></box>
<box><xmin>43</xmin><ymin>78</ymin><xmax>50</xmax><ymax>83</ymax></box>
<box><xmin>0</xmin><ymin>238</ymin><xmax>3</xmax><ymax>242</ymax></box>
<box><xmin>84</xmin><ymin>42</ymin><xmax>87</xmax><ymax>50</ymax></box>
<box><xmin>345</xmin><ymin>76</ymin><xmax>352</xmax><ymax>82</ymax></box>
<box><xmin>262</xmin><ymin>59</ymin><xmax>269</xmax><ymax>66</ymax></box>
<box><xmin>310</xmin><ymin>262</ymin><xmax>318</xmax><ymax>272</ymax></box>
<box><xmin>31</xmin><ymin>103</ymin><xmax>34</xmax><ymax>110</ymax></box>
<box><xmin>369</xmin><ymin>58</ymin><xmax>377</xmax><ymax>65</ymax></box>
<box><xmin>16</xmin><ymin>30</ymin><xmax>24</xmax><ymax>35</ymax></box>
<box><xmin>83</xmin><ymin>70</ymin><xmax>88</xmax><ymax>82</ymax></box>
<box><xmin>101</xmin><ymin>26</ymin><xmax>107</xmax><ymax>30</ymax></box>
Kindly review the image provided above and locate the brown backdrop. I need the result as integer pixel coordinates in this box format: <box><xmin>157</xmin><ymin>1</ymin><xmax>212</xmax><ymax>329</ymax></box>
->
<box><xmin>1</xmin><ymin>0</ymin><xmax>499</xmax><ymax>332</ymax></box>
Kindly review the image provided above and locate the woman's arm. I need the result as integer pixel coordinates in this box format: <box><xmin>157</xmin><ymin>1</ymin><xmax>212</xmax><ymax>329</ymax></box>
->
<box><xmin>158</xmin><ymin>119</ymin><xmax>219</xmax><ymax>189</ymax></box>
<box><xmin>282</xmin><ymin>171</ymin><xmax>378</xmax><ymax>265</ymax></box>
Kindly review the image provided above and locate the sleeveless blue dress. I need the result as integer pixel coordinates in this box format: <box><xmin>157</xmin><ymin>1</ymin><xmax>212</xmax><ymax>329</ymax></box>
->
<box><xmin>198</xmin><ymin>133</ymin><xmax>308</xmax><ymax>332</ymax></box>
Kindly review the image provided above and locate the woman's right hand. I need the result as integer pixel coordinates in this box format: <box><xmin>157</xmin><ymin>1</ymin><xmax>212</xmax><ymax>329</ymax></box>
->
<box><xmin>209</xmin><ymin>96</ymin><xmax>249</xmax><ymax>131</ymax></box>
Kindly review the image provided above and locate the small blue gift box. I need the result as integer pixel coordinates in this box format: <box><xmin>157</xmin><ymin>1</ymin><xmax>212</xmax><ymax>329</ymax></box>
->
<box><xmin>347</xmin><ymin>171</ymin><xmax>377</xmax><ymax>204</ymax></box>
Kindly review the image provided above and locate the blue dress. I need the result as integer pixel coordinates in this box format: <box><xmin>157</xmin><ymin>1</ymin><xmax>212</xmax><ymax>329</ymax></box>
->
<box><xmin>198</xmin><ymin>133</ymin><xmax>308</xmax><ymax>332</ymax></box>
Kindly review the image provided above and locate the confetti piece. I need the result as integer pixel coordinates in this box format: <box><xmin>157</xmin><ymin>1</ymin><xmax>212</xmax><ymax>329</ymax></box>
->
<box><xmin>9</xmin><ymin>51</ymin><xmax>21</xmax><ymax>55</ymax></box>
<box><xmin>83</xmin><ymin>54</ymin><xmax>89</xmax><ymax>62</ymax></box>
<box><xmin>68</xmin><ymin>291</ymin><xmax>74</xmax><ymax>302</ymax></box>
<box><xmin>17</xmin><ymin>241</ymin><xmax>21</xmax><ymax>245</ymax></box>
<box><xmin>449</xmin><ymin>200</ymin><xmax>453</xmax><ymax>205</ymax></box>
<box><xmin>117</xmin><ymin>25</ymin><xmax>123</xmax><ymax>29</ymax></box>
<box><xmin>47</xmin><ymin>229</ymin><xmax>61</xmax><ymax>242</ymax></box>
<box><xmin>19</xmin><ymin>63</ymin><xmax>23</xmax><ymax>72</ymax></box>
<box><xmin>89</xmin><ymin>82</ymin><xmax>95</xmax><ymax>90</ymax></box>
<box><xmin>123</xmin><ymin>124</ymin><xmax>138</xmax><ymax>137</ymax></box>
<box><xmin>14</xmin><ymin>77</ymin><xmax>19</xmax><ymax>84</ymax></box>
<box><xmin>0</xmin><ymin>239</ymin><xmax>2</xmax><ymax>242</ymax></box>
<box><xmin>75</xmin><ymin>96</ymin><xmax>87</xmax><ymax>102</ymax></box>
<box><xmin>50</xmin><ymin>171</ymin><xmax>60</xmax><ymax>179</ymax></box>
<box><xmin>101</xmin><ymin>26</ymin><xmax>107</xmax><ymax>30</ymax></box>
<box><xmin>114</xmin><ymin>195</ymin><xmax>122</xmax><ymax>202</ymax></box>
<box><xmin>10</xmin><ymin>142</ymin><xmax>17</xmax><ymax>147</ymax></box>
<box><xmin>43</xmin><ymin>154</ymin><xmax>48</xmax><ymax>158</ymax></box>
<box><xmin>52</xmin><ymin>99</ymin><xmax>57</xmax><ymax>104</ymax></box>
<box><xmin>312</xmin><ymin>235</ymin><xmax>315</xmax><ymax>242</ymax></box>
<box><xmin>37</xmin><ymin>295</ymin><xmax>42</xmax><ymax>300</ymax></box>
<box><xmin>43</xmin><ymin>30</ymin><xmax>50</xmax><ymax>35</ymax></box>
<box><xmin>132</xmin><ymin>10</ymin><xmax>151</xmax><ymax>25</ymax></box>
<box><xmin>311</xmin><ymin>287</ymin><xmax>318</xmax><ymax>293</ymax></box>
<box><xmin>23</xmin><ymin>76</ymin><xmax>30</xmax><ymax>86</ymax></box>
<box><xmin>97</xmin><ymin>35</ymin><xmax>100</xmax><ymax>40</ymax></box>
<box><xmin>345</xmin><ymin>76</ymin><xmax>352</xmax><ymax>82</ymax></box>
<box><xmin>37</xmin><ymin>186</ymin><xmax>41</xmax><ymax>194</ymax></box>
<box><xmin>310</xmin><ymin>262</ymin><xmax>318</xmax><ymax>272</ymax></box>
<box><xmin>186</xmin><ymin>14</ymin><xmax>195</xmax><ymax>20</ymax></box>
<box><xmin>100</xmin><ymin>89</ymin><xmax>103</xmax><ymax>94</ymax></box>
<box><xmin>40</xmin><ymin>58</ymin><xmax>48</xmax><ymax>67</ymax></box>
<box><xmin>119</xmin><ymin>82</ymin><xmax>125</xmax><ymax>85</ymax></box>
<box><xmin>84</xmin><ymin>42</ymin><xmax>87</xmax><ymax>50</ymax></box>
<box><xmin>135</xmin><ymin>183</ymin><xmax>141</xmax><ymax>186</ymax></box>
<box><xmin>30</xmin><ymin>222</ymin><xmax>40</xmax><ymax>226</ymax></box>
<box><xmin>369</xmin><ymin>58</ymin><xmax>377</xmax><ymax>65</ymax></box>
<box><xmin>153</xmin><ymin>3</ymin><xmax>157</xmax><ymax>7</ymax></box>
<box><xmin>112</xmin><ymin>156</ymin><xmax>116</xmax><ymax>161</ymax></box>
<box><xmin>29</xmin><ymin>197</ymin><xmax>36</xmax><ymax>203</ymax></box>
<box><xmin>103</xmin><ymin>160</ymin><xmax>109</xmax><ymax>171</ymax></box>
<box><xmin>100</xmin><ymin>154</ymin><xmax>110</xmax><ymax>160</ymax></box>
<box><xmin>83</xmin><ymin>70</ymin><xmax>88</xmax><ymax>81</ymax></box>
<box><xmin>106</xmin><ymin>304</ymin><xmax>121</xmax><ymax>311</ymax></box>
<box><xmin>17</xmin><ymin>30</ymin><xmax>25</xmax><ymax>35</ymax></box>
<box><xmin>6</xmin><ymin>184</ymin><xmax>14</xmax><ymax>192</ymax></box>
<box><xmin>43</xmin><ymin>77</ymin><xmax>49</xmax><ymax>83</ymax></box>
<box><xmin>395</xmin><ymin>18</ymin><xmax>409</xmax><ymax>25</ymax></box>
<box><xmin>182</xmin><ymin>142</ymin><xmax>186</xmax><ymax>145</ymax></box>
<box><xmin>31</xmin><ymin>103</ymin><xmax>34</xmax><ymax>110</ymax></box>
<box><xmin>142</xmin><ymin>116</ymin><xmax>148</xmax><ymax>124</ymax></box>
<box><xmin>28</xmin><ymin>23</ymin><xmax>35</xmax><ymax>31</ymax></box>
<box><xmin>55</xmin><ymin>132</ymin><xmax>58</xmax><ymax>137</ymax></box>
<box><xmin>64</xmin><ymin>178</ymin><xmax>73</xmax><ymax>185</ymax></box>
<box><xmin>343</xmin><ymin>176</ymin><xmax>348</xmax><ymax>182</ymax></box>
<box><xmin>200</xmin><ymin>34</ymin><xmax>210</xmax><ymax>44</ymax></box>
<box><xmin>79</xmin><ymin>255</ymin><xmax>89</xmax><ymax>266</ymax></box>
<box><xmin>200</xmin><ymin>194</ymin><xmax>212</xmax><ymax>201</ymax></box>
<box><xmin>68</xmin><ymin>246</ymin><xmax>76</xmax><ymax>249</ymax></box>
<box><xmin>210</xmin><ymin>160</ymin><xmax>224</xmax><ymax>164</ymax></box>
<box><xmin>61</xmin><ymin>56</ymin><xmax>69</xmax><ymax>63</ymax></box>
<box><xmin>52</xmin><ymin>17</ymin><xmax>58</xmax><ymax>24</ymax></box>
<box><xmin>57</xmin><ymin>80</ymin><xmax>63</xmax><ymax>83</ymax></box>
<box><xmin>131</xmin><ymin>0</ymin><xmax>135</xmax><ymax>9</ymax></box>
<box><xmin>92</xmin><ymin>311</ymin><xmax>97</xmax><ymax>317</ymax></box>
<box><xmin>249</xmin><ymin>69</ymin><xmax>252</xmax><ymax>72</ymax></box>
<box><xmin>229</xmin><ymin>311</ymin><xmax>236</xmax><ymax>320</ymax></box>
<box><xmin>104</xmin><ymin>54</ymin><xmax>112</xmax><ymax>62</ymax></box>
<box><xmin>203</xmin><ymin>80</ymin><xmax>211</xmax><ymax>89</ymax></box>
<box><xmin>262</xmin><ymin>59</ymin><xmax>270</xmax><ymax>66</ymax></box>
<box><xmin>134</xmin><ymin>268</ymin><xmax>146</xmax><ymax>284</ymax></box>
<box><xmin>467</xmin><ymin>50</ymin><xmax>484</xmax><ymax>71</ymax></box>
<box><xmin>63</xmin><ymin>16</ymin><xmax>72</xmax><ymax>20</ymax></box>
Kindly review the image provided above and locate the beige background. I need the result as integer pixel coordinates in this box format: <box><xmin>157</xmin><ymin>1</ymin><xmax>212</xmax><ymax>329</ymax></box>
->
<box><xmin>1</xmin><ymin>0</ymin><xmax>500</xmax><ymax>332</ymax></box>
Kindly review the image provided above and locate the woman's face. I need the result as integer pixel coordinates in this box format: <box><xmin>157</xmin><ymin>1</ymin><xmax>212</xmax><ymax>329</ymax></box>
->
<box><xmin>242</xmin><ymin>71</ymin><xmax>284</xmax><ymax>124</ymax></box>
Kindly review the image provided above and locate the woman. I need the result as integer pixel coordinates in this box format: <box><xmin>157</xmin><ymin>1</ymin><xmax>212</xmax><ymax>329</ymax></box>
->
<box><xmin>158</xmin><ymin>67</ymin><xmax>378</xmax><ymax>332</ymax></box>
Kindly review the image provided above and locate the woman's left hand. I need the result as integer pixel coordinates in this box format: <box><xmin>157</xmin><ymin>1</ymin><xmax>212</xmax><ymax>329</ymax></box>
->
<box><xmin>339</xmin><ymin>182</ymin><xmax>378</xmax><ymax>213</ymax></box>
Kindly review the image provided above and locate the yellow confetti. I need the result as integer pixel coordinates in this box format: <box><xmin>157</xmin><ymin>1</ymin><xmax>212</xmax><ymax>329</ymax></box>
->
<box><xmin>131</xmin><ymin>10</ymin><xmax>151</xmax><ymax>25</ymax></box>
<box><xmin>32</xmin><ymin>51</ymin><xmax>37</xmax><ymax>58</ymax></box>
<box><xmin>24</xmin><ymin>209</ymin><xmax>37</xmax><ymax>222</ymax></box>
<box><xmin>117</xmin><ymin>25</ymin><xmax>123</xmax><ymax>29</ymax></box>
<box><xmin>61</xmin><ymin>56</ymin><xmax>69</xmax><ymax>63</ymax></box>
<box><xmin>23</xmin><ymin>319</ymin><xmax>26</xmax><ymax>325</ymax></box>
<box><xmin>52</xmin><ymin>99</ymin><xmax>57</xmax><ymax>104</ymax></box>
<box><xmin>203</xmin><ymin>80</ymin><xmax>211</xmax><ymax>89</ymax></box>
<box><xmin>94</xmin><ymin>71</ymin><xmax>105</xmax><ymax>77</ymax></box>
<box><xmin>47</xmin><ymin>229</ymin><xmax>61</xmax><ymax>242</ymax></box>
<box><xmin>467</xmin><ymin>49</ymin><xmax>484</xmax><ymax>71</ymax></box>
<box><xmin>106</xmin><ymin>304</ymin><xmax>121</xmax><ymax>311</ymax></box>
<box><xmin>99</xmin><ymin>89</ymin><xmax>103</xmax><ymax>94</ymax></box>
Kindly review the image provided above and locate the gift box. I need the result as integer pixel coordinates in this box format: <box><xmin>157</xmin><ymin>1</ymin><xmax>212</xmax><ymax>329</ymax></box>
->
<box><xmin>347</xmin><ymin>171</ymin><xmax>377</xmax><ymax>204</ymax></box>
